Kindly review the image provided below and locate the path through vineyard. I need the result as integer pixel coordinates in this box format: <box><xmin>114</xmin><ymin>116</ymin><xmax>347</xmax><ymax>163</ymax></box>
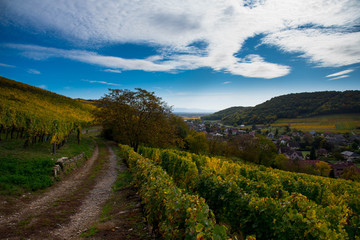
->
<box><xmin>0</xmin><ymin>141</ymin><xmax>151</xmax><ymax>239</ymax></box>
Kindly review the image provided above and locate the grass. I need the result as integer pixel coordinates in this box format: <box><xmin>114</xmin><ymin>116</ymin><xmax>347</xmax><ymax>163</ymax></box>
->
<box><xmin>272</xmin><ymin>114</ymin><xmax>360</xmax><ymax>133</ymax></box>
<box><xmin>17</xmin><ymin>215</ymin><xmax>35</xmax><ymax>228</ymax></box>
<box><xmin>81</xmin><ymin>155</ymin><xmax>151</xmax><ymax>239</ymax></box>
<box><xmin>80</xmin><ymin>226</ymin><xmax>99</xmax><ymax>237</ymax></box>
<box><xmin>301</xmin><ymin>151</ymin><xmax>310</xmax><ymax>158</ymax></box>
<box><xmin>0</xmin><ymin>129</ymin><xmax>97</xmax><ymax>195</ymax></box>
<box><xmin>112</xmin><ymin>170</ymin><xmax>133</xmax><ymax>191</ymax></box>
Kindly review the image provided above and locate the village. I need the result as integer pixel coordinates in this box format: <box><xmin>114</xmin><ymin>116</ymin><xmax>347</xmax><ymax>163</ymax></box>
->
<box><xmin>186</xmin><ymin>119</ymin><xmax>360</xmax><ymax>179</ymax></box>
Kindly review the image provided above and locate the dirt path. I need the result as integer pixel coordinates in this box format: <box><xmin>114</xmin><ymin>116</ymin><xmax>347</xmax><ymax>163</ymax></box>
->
<box><xmin>0</xmin><ymin>141</ymin><xmax>99</xmax><ymax>226</ymax></box>
<box><xmin>52</xmin><ymin>144</ymin><xmax>120</xmax><ymax>239</ymax></box>
<box><xmin>0</xmin><ymin>141</ymin><xmax>133</xmax><ymax>239</ymax></box>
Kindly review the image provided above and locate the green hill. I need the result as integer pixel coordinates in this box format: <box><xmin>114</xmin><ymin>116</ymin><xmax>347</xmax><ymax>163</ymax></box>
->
<box><xmin>202</xmin><ymin>91</ymin><xmax>360</xmax><ymax>125</ymax></box>
<box><xmin>201</xmin><ymin>106</ymin><xmax>251</xmax><ymax>121</ymax></box>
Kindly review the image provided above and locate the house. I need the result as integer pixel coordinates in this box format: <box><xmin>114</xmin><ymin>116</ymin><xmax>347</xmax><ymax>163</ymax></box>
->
<box><xmin>279</xmin><ymin>147</ymin><xmax>303</xmax><ymax>160</ymax></box>
<box><xmin>341</xmin><ymin>151</ymin><xmax>360</xmax><ymax>161</ymax></box>
<box><xmin>330</xmin><ymin>162</ymin><xmax>360</xmax><ymax>178</ymax></box>
<box><xmin>292</xmin><ymin>132</ymin><xmax>301</xmax><ymax>137</ymax></box>
<box><xmin>267</xmin><ymin>132</ymin><xmax>275</xmax><ymax>139</ymax></box>
<box><xmin>279</xmin><ymin>135</ymin><xmax>291</xmax><ymax>141</ymax></box>
<box><xmin>326</xmin><ymin>134</ymin><xmax>347</xmax><ymax>146</ymax></box>
<box><xmin>309</xmin><ymin>130</ymin><xmax>316</xmax><ymax>135</ymax></box>
<box><xmin>317</xmin><ymin>148</ymin><xmax>328</xmax><ymax>157</ymax></box>
<box><xmin>278</xmin><ymin>146</ymin><xmax>292</xmax><ymax>154</ymax></box>
<box><xmin>287</xmin><ymin>142</ymin><xmax>300</xmax><ymax>150</ymax></box>
<box><xmin>350</xmin><ymin>134</ymin><xmax>360</xmax><ymax>142</ymax></box>
<box><xmin>249</xmin><ymin>131</ymin><xmax>256</xmax><ymax>137</ymax></box>
<box><xmin>285</xmin><ymin>151</ymin><xmax>303</xmax><ymax>160</ymax></box>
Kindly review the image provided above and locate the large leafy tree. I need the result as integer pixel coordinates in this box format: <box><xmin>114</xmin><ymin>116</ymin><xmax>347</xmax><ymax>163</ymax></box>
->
<box><xmin>95</xmin><ymin>88</ymin><xmax>177</xmax><ymax>151</ymax></box>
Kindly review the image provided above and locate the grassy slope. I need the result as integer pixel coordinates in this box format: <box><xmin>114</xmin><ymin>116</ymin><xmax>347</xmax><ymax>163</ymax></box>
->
<box><xmin>0</xmin><ymin>76</ymin><xmax>99</xmax><ymax>195</ymax></box>
<box><xmin>0</xmin><ymin>76</ymin><xmax>95</xmax><ymax>122</ymax></box>
<box><xmin>0</xmin><ymin>131</ymin><xmax>97</xmax><ymax>195</ymax></box>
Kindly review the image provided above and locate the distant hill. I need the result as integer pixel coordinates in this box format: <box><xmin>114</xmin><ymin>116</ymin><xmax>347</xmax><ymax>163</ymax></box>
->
<box><xmin>202</xmin><ymin>91</ymin><xmax>360</xmax><ymax>125</ymax></box>
<box><xmin>201</xmin><ymin>106</ymin><xmax>251</xmax><ymax>121</ymax></box>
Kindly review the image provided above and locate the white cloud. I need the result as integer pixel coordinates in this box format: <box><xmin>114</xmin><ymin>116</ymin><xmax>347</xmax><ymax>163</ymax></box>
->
<box><xmin>328</xmin><ymin>75</ymin><xmax>350</xmax><ymax>81</ymax></box>
<box><xmin>27</xmin><ymin>69</ymin><xmax>40</xmax><ymax>74</ymax></box>
<box><xmin>263</xmin><ymin>30</ymin><xmax>360</xmax><ymax>67</ymax></box>
<box><xmin>7</xmin><ymin>44</ymin><xmax>175</xmax><ymax>72</ymax></box>
<box><xmin>37</xmin><ymin>84</ymin><xmax>47</xmax><ymax>89</ymax></box>
<box><xmin>228</xmin><ymin>54</ymin><xmax>291</xmax><ymax>79</ymax></box>
<box><xmin>326</xmin><ymin>69</ymin><xmax>354</xmax><ymax>78</ymax></box>
<box><xmin>7</xmin><ymin>44</ymin><xmax>290</xmax><ymax>78</ymax></box>
<box><xmin>223</xmin><ymin>81</ymin><xmax>232</xmax><ymax>84</ymax></box>
<box><xmin>104</xmin><ymin>69</ymin><xmax>122</xmax><ymax>73</ymax></box>
<box><xmin>2</xmin><ymin>0</ymin><xmax>360</xmax><ymax>76</ymax></box>
<box><xmin>82</xmin><ymin>79</ymin><xmax>121</xmax><ymax>86</ymax></box>
<box><xmin>0</xmin><ymin>63</ymin><xmax>15</xmax><ymax>68</ymax></box>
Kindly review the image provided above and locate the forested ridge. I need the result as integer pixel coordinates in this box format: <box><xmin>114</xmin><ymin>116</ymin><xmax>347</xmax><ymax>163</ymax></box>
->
<box><xmin>202</xmin><ymin>91</ymin><xmax>360</xmax><ymax>125</ymax></box>
<box><xmin>0</xmin><ymin>76</ymin><xmax>95</xmax><ymax>147</ymax></box>
<box><xmin>200</xmin><ymin>106</ymin><xmax>251</xmax><ymax>121</ymax></box>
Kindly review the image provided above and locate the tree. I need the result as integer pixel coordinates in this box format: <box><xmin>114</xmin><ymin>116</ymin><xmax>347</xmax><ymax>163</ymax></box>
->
<box><xmin>185</xmin><ymin>130</ymin><xmax>209</xmax><ymax>154</ymax></box>
<box><xmin>312</xmin><ymin>136</ymin><xmax>323</xmax><ymax>149</ymax></box>
<box><xmin>257</xmin><ymin>135</ymin><xmax>277</xmax><ymax>166</ymax></box>
<box><xmin>95</xmin><ymin>88</ymin><xmax>176</xmax><ymax>151</ymax></box>
<box><xmin>275</xmin><ymin>128</ymin><xmax>279</xmax><ymax>138</ymax></box>
<box><xmin>315</xmin><ymin>161</ymin><xmax>331</xmax><ymax>177</ymax></box>
<box><xmin>274</xmin><ymin>154</ymin><xmax>289</xmax><ymax>170</ymax></box>
<box><xmin>341</xmin><ymin>166</ymin><xmax>360</xmax><ymax>182</ymax></box>
<box><xmin>310</xmin><ymin>146</ymin><xmax>317</xmax><ymax>160</ymax></box>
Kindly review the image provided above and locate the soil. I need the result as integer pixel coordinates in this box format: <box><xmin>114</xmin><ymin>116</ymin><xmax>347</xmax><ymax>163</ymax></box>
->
<box><xmin>0</xmin><ymin>141</ymin><xmax>152</xmax><ymax>240</ymax></box>
<box><xmin>81</xmin><ymin>159</ymin><xmax>154</xmax><ymax>240</ymax></box>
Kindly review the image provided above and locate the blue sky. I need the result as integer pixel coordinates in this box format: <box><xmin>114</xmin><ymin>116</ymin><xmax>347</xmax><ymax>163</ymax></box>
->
<box><xmin>0</xmin><ymin>0</ymin><xmax>359</xmax><ymax>112</ymax></box>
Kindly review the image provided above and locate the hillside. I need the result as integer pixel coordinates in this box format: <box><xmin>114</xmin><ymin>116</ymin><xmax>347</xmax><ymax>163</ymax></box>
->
<box><xmin>0</xmin><ymin>76</ymin><xmax>95</xmax><ymax>144</ymax></box>
<box><xmin>202</xmin><ymin>91</ymin><xmax>360</xmax><ymax>125</ymax></box>
<box><xmin>201</xmin><ymin>106</ymin><xmax>251</xmax><ymax>121</ymax></box>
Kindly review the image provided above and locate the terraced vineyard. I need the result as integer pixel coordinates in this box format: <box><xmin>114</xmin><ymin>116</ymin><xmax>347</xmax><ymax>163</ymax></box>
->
<box><xmin>0</xmin><ymin>76</ymin><xmax>95</xmax><ymax>148</ymax></box>
<box><xmin>0</xmin><ymin>77</ymin><xmax>96</xmax><ymax>194</ymax></box>
<box><xmin>119</xmin><ymin>145</ymin><xmax>360</xmax><ymax>239</ymax></box>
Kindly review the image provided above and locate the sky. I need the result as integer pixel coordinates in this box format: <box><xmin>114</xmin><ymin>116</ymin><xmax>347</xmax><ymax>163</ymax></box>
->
<box><xmin>0</xmin><ymin>0</ymin><xmax>359</xmax><ymax>112</ymax></box>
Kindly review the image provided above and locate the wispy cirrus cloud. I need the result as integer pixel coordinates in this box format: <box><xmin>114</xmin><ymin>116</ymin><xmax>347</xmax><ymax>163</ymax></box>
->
<box><xmin>2</xmin><ymin>0</ymin><xmax>360</xmax><ymax>77</ymax></box>
<box><xmin>325</xmin><ymin>68</ymin><xmax>354</xmax><ymax>80</ymax></box>
<box><xmin>326</xmin><ymin>69</ymin><xmax>354</xmax><ymax>78</ymax></box>
<box><xmin>27</xmin><ymin>68</ymin><xmax>40</xmax><ymax>74</ymax></box>
<box><xmin>0</xmin><ymin>63</ymin><xmax>16</xmax><ymax>68</ymax></box>
<box><xmin>327</xmin><ymin>75</ymin><xmax>350</xmax><ymax>81</ymax></box>
<box><xmin>82</xmin><ymin>79</ymin><xmax>121</xmax><ymax>86</ymax></box>
<box><xmin>104</xmin><ymin>69</ymin><xmax>122</xmax><ymax>73</ymax></box>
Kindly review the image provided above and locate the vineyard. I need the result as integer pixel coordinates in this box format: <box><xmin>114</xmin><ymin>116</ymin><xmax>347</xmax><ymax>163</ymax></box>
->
<box><xmin>0</xmin><ymin>77</ymin><xmax>95</xmax><ymax>149</ymax></box>
<box><xmin>0</xmin><ymin>77</ymin><xmax>96</xmax><ymax>194</ymax></box>
<box><xmin>119</xmin><ymin>145</ymin><xmax>360</xmax><ymax>239</ymax></box>
<box><xmin>271</xmin><ymin>114</ymin><xmax>360</xmax><ymax>134</ymax></box>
